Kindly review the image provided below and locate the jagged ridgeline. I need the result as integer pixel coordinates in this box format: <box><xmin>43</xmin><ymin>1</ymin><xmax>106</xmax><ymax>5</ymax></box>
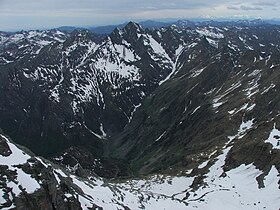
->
<box><xmin>0</xmin><ymin>22</ymin><xmax>176</xmax><ymax>157</ymax></box>
<box><xmin>0</xmin><ymin>20</ymin><xmax>280</xmax><ymax>209</ymax></box>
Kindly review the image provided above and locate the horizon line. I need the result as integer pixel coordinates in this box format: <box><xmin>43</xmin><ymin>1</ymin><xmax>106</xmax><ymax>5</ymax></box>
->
<box><xmin>3</xmin><ymin>17</ymin><xmax>280</xmax><ymax>32</ymax></box>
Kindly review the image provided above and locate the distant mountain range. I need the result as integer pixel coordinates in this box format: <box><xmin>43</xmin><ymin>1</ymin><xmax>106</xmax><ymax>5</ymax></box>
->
<box><xmin>58</xmin><ymin>20</ymin><xmax>172</xmax><ymax>34</ymax></box>
<box><xmin>56</xmin><ymin>18</ymin><xmax>280</xmax><ymax>34</ymax></box>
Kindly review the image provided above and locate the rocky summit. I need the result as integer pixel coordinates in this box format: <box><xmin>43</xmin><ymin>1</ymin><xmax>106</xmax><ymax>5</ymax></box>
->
<box><xmin>0</xmin><ymin>20</ymin><xmax>279</xmax><ymax>209</ymax></box>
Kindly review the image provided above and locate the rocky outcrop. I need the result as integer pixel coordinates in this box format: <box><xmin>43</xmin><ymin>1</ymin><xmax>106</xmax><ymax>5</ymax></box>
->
<box><xmin>0</xmin><ymin>133</ymin><xmax>83</xmax><ymax>209</ymax></box>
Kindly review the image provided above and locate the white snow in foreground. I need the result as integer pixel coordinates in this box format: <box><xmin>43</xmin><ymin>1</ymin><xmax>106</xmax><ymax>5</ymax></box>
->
<box><xmin>70</xmin><ymin>175</ymin><xmax>121</xmax><ymax>210</ymax></box>
<box><xmin>0</xmin><ymin>135</ymin><xmax>40</xmax><ymax>200</ymax></box>
<box><xmin>0</xmin><ymin>126</ymin><xmax>279</xmax><ymax>210</ymax></box>
<box><xmin>188</xmin><ymin>163</ymin><xmax>280</xmax><ymax>210</ymax></box>
<box><xmin>265</xmin><ymin>123</ymin><xmax>280</xmax><ymax>149</ymax></box>
<box><xmin>183</xmin><ymin>133</ymin><xmax>279</xmax><ymax>210</ymax></box>
<box><xmin>109</xmin><ymin>143</ymin><xmax>279</xmax><ymax>210</ymax></box>
<box><xmin>71</xmin><ymin>120</ymin><xmax>278</xmax><ymax>210</ymax></box>
<box><xmin>56</xmin><ymin>119</ymin><xmax>279</xmax><ymax>210</ymax></box>
<box><xmin>0</xmin><ymin>136</ymin><xmax>30</xmax><ymax>165</ymax></box>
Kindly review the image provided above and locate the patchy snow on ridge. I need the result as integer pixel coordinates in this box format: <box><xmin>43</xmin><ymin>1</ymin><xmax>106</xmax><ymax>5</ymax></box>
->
<box><xmin>265</xmin><ymin>123</ymin><xmax>280</xmax><ymax>149</ymax></box>
<box><xmin>189</xmin><ymin>66</ymin><xmax>206</xmax><ymax>78</ymax></box>
<box><xmin>196</xmin><ymin>28</ymin><xmax>224</xmax><ymax>39</ymax></box>
<box><xmin>213</xmin><ymin>81</ymin><xmax>242</xmax><ymax>110</ymax></box>
<box><xmin>238</xmin><ymin>118</ymin><xmax>254</xmax><ymax>137</ymax></box>
<box><xmin>92</xmin><ymin>41</ymin><xmax>141</xmax><ymax>80</ymax></box>
<box><xmin>206</xmin><ymin>37</ymin><xmax>219</xmax><ymax>48</ymax></box>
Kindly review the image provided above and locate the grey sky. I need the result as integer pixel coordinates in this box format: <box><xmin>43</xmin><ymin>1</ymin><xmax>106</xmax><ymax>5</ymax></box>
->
<box><xmin>0</xmin><ymin>0</ymin><xmax>279</xmax><ymax>31</ymax></box>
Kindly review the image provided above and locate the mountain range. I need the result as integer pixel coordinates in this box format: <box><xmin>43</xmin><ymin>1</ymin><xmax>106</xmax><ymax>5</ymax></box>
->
<box><xmin>56</xmin><ymin>18</ymin><xmax>280</xmax><ymax>34</ymax></box>
<box><xmin>0</xmin><ymin>20</ymin><xmax>279</xmax><ymax>209</ymax></box>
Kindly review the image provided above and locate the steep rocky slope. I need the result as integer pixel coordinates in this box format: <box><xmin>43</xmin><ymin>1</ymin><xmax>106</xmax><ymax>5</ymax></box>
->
<box><xmin>0</xmin><ymin>22</ymin><xmax>179</xmax><ymax>157</ymax></box>
<box><xmin>110</xmin><ymin>24</ymin><xmax>280</xmax><ymax>179</ymax></box>
<box><xmin>0</xmin><ymin>131</ymin><xmax>279</xmax><ymax>210</ymax></box>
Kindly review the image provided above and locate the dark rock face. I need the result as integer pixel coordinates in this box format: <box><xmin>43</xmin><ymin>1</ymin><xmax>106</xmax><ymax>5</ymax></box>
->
<box><xmin>51</xmin><ymin>146</ymin><xmax>129</xmax><ymax>179</ymax></box>
<box><xmin>110</xmin><ymin>24</ymin><xmax>280</xmax><ymax>176</ymax></box>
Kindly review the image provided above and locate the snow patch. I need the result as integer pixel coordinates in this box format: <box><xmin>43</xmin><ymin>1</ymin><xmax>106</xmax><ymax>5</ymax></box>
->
<box><xmin>196</xmin><ymin>28</ymin><xmax>224</xmax><ymax>39</ymax></box>
<box><xmin>155</xmin><ymin>131</ymin><xmax>166</xmax><ymax>142</ymax></box>
<box><xmin>0</xmin><ymin>135</ymin><xmax>40</xmax><ymax>198</ymax></box>
<box><xmin>265</xmin><ymin>123</ymin><xmax>280</xmax><ymax>149</ymax></box>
